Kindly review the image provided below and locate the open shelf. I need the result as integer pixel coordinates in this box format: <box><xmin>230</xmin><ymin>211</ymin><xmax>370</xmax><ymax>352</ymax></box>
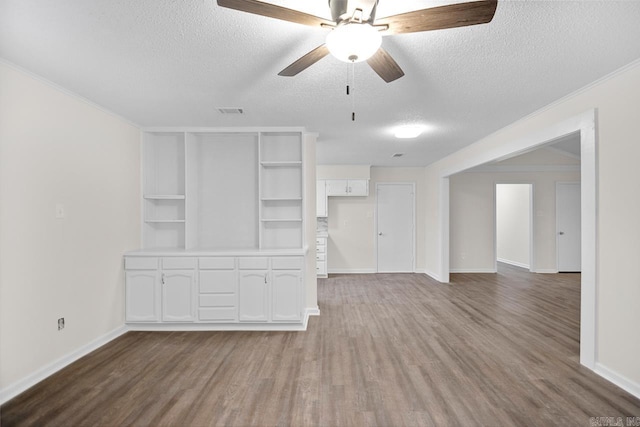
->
<box><xmin>144</xmin><ymin>195</ymin><xmax>185</xmax><ymax>200</ymax></box>
<box><xmin>260</xmin><ymin>161</ymin><xmax>302</xmax><ymax>167</ymax></box>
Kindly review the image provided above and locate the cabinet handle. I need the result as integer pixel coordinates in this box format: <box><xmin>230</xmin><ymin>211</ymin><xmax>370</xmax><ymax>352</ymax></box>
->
<box><xmin>161</xmin><ymin>273</ymin><xmax>165</xmax><ymax>285</ymax></box>
<box><xmin>264</xmin><ymin>273</ymin><xmax>268</xmax><ymax>284</ymax></box>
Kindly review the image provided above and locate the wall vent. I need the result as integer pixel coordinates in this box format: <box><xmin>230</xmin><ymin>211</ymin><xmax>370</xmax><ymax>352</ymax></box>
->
<box><xmin>217</xmin><ymin>107</ymin><xmax>244</xmax><ymax>114</ymax></box>
<box><xmin>392</xmin><ymin>153</ymin><xmax>404</xmax><ymax>158</ymax></box>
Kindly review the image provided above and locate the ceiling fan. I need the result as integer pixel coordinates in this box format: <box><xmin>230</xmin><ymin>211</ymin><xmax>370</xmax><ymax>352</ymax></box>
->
<box><xmin>216</xmin><ymin>0</ymin><xmax>498</xmax><ymax>83</ymax></box>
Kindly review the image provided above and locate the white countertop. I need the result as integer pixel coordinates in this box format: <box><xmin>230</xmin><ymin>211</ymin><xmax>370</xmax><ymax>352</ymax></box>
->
<box><xmin>125</xmin><ymin>246</ymin><xmax>309</xmax><ymax>257</ymax></box>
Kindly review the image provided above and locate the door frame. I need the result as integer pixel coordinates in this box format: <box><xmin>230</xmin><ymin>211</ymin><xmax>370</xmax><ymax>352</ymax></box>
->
<box><xmin>375</xmin><ymin>182</ymin><xmax>416</xmax><ymax>273</ymax></box>
<box><xmin>494</xmin><ymin>182</ymin><xmax>535</xmax><ymax>272</ymax></box>
<box><xmin>436</xmin><ymin>109</ymin><xmax>597</xmax><ymax>369</ymax></box>
<box><xmin>556</xmin><ymin>181</ymin><xmax>581</xmax><ymax>272</ymax></box>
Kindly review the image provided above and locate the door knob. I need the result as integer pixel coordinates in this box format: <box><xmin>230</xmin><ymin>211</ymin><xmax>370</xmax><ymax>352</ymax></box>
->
<box><xmin>378</xmin><ymin>232</ymin><xmax>383</xmax><ymax>236</ymax></box>
<box><xmin>559</xmin><ymin>231</ymin><xmax>565</xmax><ymax>235</ymax></box>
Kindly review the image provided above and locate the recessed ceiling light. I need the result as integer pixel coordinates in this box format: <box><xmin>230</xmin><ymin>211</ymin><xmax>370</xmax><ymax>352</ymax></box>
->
<box><xmin>394</xmin><ymin>125</ymin><xmax>425</xmax><ymax>139</ymax></box>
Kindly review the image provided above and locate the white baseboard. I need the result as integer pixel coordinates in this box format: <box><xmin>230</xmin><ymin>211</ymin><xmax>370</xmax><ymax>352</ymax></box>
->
<box><xmin>328</xmin><ymin>268</ymin><xmax>376</xmax><ymax>274</ymax></box>
<box><xmin>534</xmin><ymin>269</ymin><xmax>559</xmax><ymax>274</ymax></box>
<box><xmin>0</xmin><ymin>325</ymin><xmax>128</xmax><ymax>405</ymax></box>
<box><xmin>414</xmin><ymin>268</ymin><xmax>426</xmax><ymax>274</ymax></box>
<box><xmin>306</xmin><ymin>306</ymin><xmax>320</xmax><ymax>316</ymax></box>
<box><xmin>594</xmin><ymin>362</ymin><xmax>640</xmax><ymax>400</ymax></box>
<box><xmin>450</xmin><ymin>268</ymin><xmax>497</xmax><ymax>273</ymax></box>
<box><xmin>424</xmin><ymin>270</ymin><xmax>444</xmax><ymax>282</ymax></box>
<box><xmin>497</xmin><ymin>258</ymin><xmax>530</xmax><ymax>269</ymax></box>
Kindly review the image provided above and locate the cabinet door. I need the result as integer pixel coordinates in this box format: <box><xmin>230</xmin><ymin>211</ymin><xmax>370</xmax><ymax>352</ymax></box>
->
<box><xmin>348</xmin><ymin>180</ymin><xmax>369</xmax><ymax>196</ymax></box>
<box><xmin>325</xmin><ymin>179</ymin><xmax>348</xmax><ymax>196</ymax></box>
<box><xmin>126</xmin><ymin>271</ymin><xmax>160</xmax><ymax>322</ymax></box>
<box><xmin>162</xmin><ymin>270</ymin><xmax>196</xmax><ymax>322</ymax></box>
<box><xmin>272</xmin><ymin>270</ymin><xmax>302</xmax><ymax>322</ymax></box>
<box><xmin>238</xmin><ymin>270</ymin><xmax>269</xmax><ymax>322</ymax></box>
<box><xmin>316</xmin><ymin>180</ymin><xmax>327</xmax><ymax>217</ymax></box>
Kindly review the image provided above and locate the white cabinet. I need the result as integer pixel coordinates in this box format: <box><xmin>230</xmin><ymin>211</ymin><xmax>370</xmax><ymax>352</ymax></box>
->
<box><xmin>316</xmin><ymin>180</ymin><xmax>327</xmax><ymax>217</ymax></box>
<box><xmin>125</xmin><ymin>270</ymin><xmax>160</xmax><ymax>322</ymax></box>
<box><xmin>316</xmin><ymin>237</ymin><xmax>327</xmax><ymax>278</ymax></box>
<box><xmin>272</xmin><ymin>270</ymin><xmax>302</xmax><ymax>321</ymax></box>
<box><xmin>125</xmin><ymin>254</ymin><xmax>304</xmax><ymax>328</ymax></box>
<box><xmin>199</xmin><ymin>257</ymin><xmax>237</xmax><ymax>322</ymax></box>
<box><xmin>325</xmin><ymin>179</ymin><xmax>369</xmax><ymax>196</ymax></box>
<box><xmin>239</xmin><ymin>270</ymin><xmax>269</xmax><ymax>322</ymax></box>
<box><xmin>271</xmin><ymin>256</ymin><xmax>303</xmax><ymax>322</ymax></box>
<box><xmin>162</xmin><ymin>270</ymin><xmax>197</xmax><ymax>322</ymax></box>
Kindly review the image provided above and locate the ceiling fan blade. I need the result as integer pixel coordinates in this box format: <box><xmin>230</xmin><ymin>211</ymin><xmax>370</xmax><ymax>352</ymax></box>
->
<box><xmin>278</xmin><ymin>45</ymin><xmax>330</xmax><ymax>77</ymax></box>
<box><xmin>375</xmin><ymin>0</ymin><xmax>498</xmax><ymax>35</ymax></box>
<box><xmin>367</xmin><ymin>48</ymin><xmax>404</xmax><ymax>83</ymax></box>
<box><xmin>217</xmin><ymin>0</ymin><xmax>333</xmax><ymax>28</ymax></box>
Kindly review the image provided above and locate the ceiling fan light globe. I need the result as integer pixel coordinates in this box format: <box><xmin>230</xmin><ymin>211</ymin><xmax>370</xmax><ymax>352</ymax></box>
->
<box><xmin>326</xmin><ymin>23</ymin><xmax>382</xmax><ymax>63</ymax></box>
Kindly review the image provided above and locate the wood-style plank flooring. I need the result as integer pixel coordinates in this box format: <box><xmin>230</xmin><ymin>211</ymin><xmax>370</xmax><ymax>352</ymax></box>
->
<box><xmin>3</xmin><ymin>264</ymin><xmax>639</xmax><ymax>426</ymax></box>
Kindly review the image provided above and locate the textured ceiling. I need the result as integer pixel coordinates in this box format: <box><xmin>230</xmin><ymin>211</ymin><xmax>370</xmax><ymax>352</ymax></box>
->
<box><xmin>1</xmin><ymin>0</ymin><xmax>640</xmax><ymax>166</ymax></box>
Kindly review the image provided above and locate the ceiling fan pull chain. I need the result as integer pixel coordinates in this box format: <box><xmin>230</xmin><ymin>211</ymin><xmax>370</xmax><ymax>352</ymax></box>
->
<box><xmin>351</xmin><ymin>61</ymin><xmax>356</xmax><ymax>121</ymax></box>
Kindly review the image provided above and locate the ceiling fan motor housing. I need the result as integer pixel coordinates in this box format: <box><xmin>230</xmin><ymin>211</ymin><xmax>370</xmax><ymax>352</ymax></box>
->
<box><xmin>329</xmin><ymin>0</ymin><xmax>379</xmax><ymax>24</ymax></box>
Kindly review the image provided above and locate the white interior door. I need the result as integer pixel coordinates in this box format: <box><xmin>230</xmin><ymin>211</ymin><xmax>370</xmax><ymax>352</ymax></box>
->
<box><xmin>376</xmin><ymin>183</ymin><xmax>415</xmax><ymax>272</ymax></box>
<box><xmin>557</xmin><ymin>182</ymin><xmax>581</xmax><ymax>272</ymax></box>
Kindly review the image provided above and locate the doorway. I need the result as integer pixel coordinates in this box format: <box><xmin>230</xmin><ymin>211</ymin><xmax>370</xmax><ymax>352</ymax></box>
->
<box><xmin>376</xmin><ymin>183</ymin><xmax>415</xmax><ymax>272</ymax></box>
<box><xmin>495</xmin><ymin>183</ymin><xmax>533</xmax><ymax>270</ymax></box>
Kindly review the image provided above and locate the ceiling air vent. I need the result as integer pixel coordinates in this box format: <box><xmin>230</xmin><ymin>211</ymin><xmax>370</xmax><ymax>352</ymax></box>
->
<box><xmin>392</xmin><ymin>153</ymin><xmax>404</xmax><ymax>158</ymax></box>
<box><xmin>217</xmin><ymin>107</ymin><xmax>244</xmax><ymax>114</ymax></box>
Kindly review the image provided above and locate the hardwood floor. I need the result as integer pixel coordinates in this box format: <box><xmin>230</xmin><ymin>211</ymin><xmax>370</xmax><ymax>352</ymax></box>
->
<box><xmin>3</xmin><ymin>264</ymin><xmax>639</xmax><ymax>426</ymax></box>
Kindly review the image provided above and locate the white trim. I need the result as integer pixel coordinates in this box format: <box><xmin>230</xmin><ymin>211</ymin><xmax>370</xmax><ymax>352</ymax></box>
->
<box><xmin>127</xmin><ymin>321</ymin><xmax>310</xmax><ymax>332</ymax></box>
<box><xmin>437</xmin><ymin>109</ymin><xmax>597</xmax><ymax>371</ymax></box>
<box><xmin>449</xmin><ymin>268</ymin><xmax>497</xmax><ymax>273</ymax></box>
<box><xmin>496</xmin><ymin>258</ymin><xmax>530</xmax><ymax>269</ymax></box>
<box><xmin>374</xmin><ymin>182</ymin><xmax>416</xmax><ymax>273</ymax></box>
<box><xmin>327</xmin><ymin>268</ymin><xmax>376</xmax><ymax>274</ymax></box>
<box><xmin>414</xmin><ymin>268</ymin><xmax>426</xmax><ymax>274</ymax></box>
<box><xmin>469</xmin><ymin>164</ymin><xmax>580</xmax><ymax>173</ymax></box>
<box><xmin>424</xmin><ymin>270</ymin><xmax>444</xmax><ymax>282</ymax></box>
<box><xmin>543</xmin><ymin>146</ymin><xmax>581</xmax><ymax>160</ymax></box>
<box><xmin>306</xmin><ymin>306</ymin><xmax>320</xmax><ymax>316</ymax></box>
<box><xmin>594</xmin><ymin>363</ymin><xmax>640</xmax><ymax>400</ymax></box>
<box><xmin>0</xmin><ymin>326</ymin><xmax>128</xmax><ymax>405</ymax></box>
<box><xmin>533</xmin><ymin>269</ymin><xmax>559</xmax><ymax>274</ymax></box>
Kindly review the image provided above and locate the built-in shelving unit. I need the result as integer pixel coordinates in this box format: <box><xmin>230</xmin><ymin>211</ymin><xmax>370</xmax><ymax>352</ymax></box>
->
<box><xmin>141</xmin><ymin>129</ymin><xmax>307</xmax><ymax>251</ymax></box>
<box><xmin>259</xmin><ymin>132</ymin><xmax>303</xmax><ymax>249</ymax></box>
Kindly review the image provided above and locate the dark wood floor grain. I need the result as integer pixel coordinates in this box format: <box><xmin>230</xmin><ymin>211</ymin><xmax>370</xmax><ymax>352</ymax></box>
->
<box><xmin>3</xmin><ymin>264</ymin><xmax>639</xmax><ymax>426</ymax></box>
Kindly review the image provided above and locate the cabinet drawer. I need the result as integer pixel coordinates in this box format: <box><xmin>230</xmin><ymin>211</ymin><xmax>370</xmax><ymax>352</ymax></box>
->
<box><xmin>200</xmin><ymin>294</ymin><xmax>235</xmax><ymax>307</ymax></box>
<box><xmin>238</xmin><ymin>257</ymin><xmax>269</xmax><ymax>269</ymax></box>
<box><xmin>199</xmin><ymin>257</ymin><xmax>235</xmax><ymax>270</ymax></box>
<box><xmin>199</xmin><ymin>307</ymin><xmax>236</xmax><ymax>321</ymax></box>
<box><xmin>316</xmin><ymin>253</ymin><xmax>326</xmax><ymax>262</ymax></box>
<box><xmin>162</xmin><ymin>257</ymin><xmax>197</xmax><ymax>269</ymax></box>
<box><xmin>124</xmin><ymin>257</ymin><xmax>158</xmax><ymax>270</ymax></box>
<box><xmin>200</xmin><ymin>270</ymin><xmax>236</xmax><ymax>293</ymax></box>
<box><xmin>271</xmin><ymin>257</ymin><xmax>303</xmax><ymax>270</ymax></box>
<box><xmin>316</xmin><ymin>244</ymin><xmax>326</xmax><ymax>254</ymax></box>
<box><xmin>316</xmin><ymin>237</ymin><xmax>326</xmax><ymax>245</ymax></box>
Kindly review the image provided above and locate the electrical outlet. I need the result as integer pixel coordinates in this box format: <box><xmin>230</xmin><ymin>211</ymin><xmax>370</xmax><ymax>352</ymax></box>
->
<box><xmin>58</xmin><ymin>318</ymin><xmax>65</xmax><ymax>331</ymax></box>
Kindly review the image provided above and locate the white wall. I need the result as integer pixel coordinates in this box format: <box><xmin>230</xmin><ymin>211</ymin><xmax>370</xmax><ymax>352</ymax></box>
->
<box><xmin>320</xmin><ymin>167</ymin><xmax>426</xmax><ymax>273</ymax></box>
<box><xmin>0</xmin><ymin>63</ymin><xmax>141</xmax><ymax>396</ymax></box>
<box><xmin>425</xmin><ymin>59</ymin><xmax>640</xmax><ymax>390</ymax></box>
<box><xmin>496</xmin><ymin>184</ymin><xmax>531</xmax><ymax>268</ymax></box>
<box><xmin>449</xmin><ymin>168</ymin><xmax>579</xmax><ymax>273</ymax></box>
